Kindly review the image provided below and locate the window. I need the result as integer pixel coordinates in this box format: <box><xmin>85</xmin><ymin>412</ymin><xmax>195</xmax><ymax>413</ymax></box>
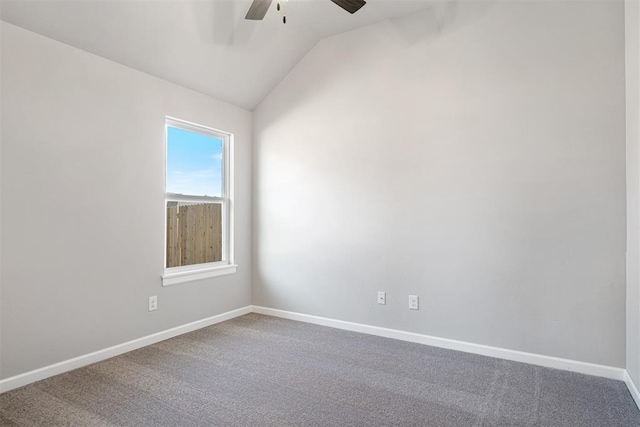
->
<box><xmin>162</xmin><ymin>117</ymin><xmax>235</xmax><ymax>286</ymax></box>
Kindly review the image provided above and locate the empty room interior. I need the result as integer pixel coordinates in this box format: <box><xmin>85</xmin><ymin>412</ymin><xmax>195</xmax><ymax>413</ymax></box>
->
<box><xmin>1</xmin><ymin>0</ymin><xmax>640</xmax><ymax>425</ymax></box>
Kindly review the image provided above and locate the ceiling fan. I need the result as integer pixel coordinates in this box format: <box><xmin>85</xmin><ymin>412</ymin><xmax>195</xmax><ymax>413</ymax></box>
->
<box><xmin>245</xmin><ymin>0</ymin><xmax>367</xmax><ymax>23</ymax></box>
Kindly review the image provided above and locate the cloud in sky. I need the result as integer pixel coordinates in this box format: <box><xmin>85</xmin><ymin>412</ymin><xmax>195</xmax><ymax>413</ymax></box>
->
<box><xmin>167</xmin><ymin>169</ymin><xmax>222</xmax><ymax>197</ymax></box>
<box><xmin>166</xmin><ymin>126</ymin><xmax>224</xmax><ymax>197</ymax></box>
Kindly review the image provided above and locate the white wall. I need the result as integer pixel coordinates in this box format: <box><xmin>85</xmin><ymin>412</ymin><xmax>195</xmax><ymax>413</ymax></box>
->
<box><xmin>0</xmin><ymin>14</ymin><xmax>4</xmax><ymax>381</ymax></box>
<box><xmin>0</xmin><ymin>22</ymin><xmax>252</xmax><ymax>379</ymax></box>
<box><xmin>627</xmin><ymin>0</ymin><xmax>640</xmax><ymax>386</ymax></box>
<box><xmin>253</xmin><ymin>1</ymin><xmax>627</xmax><ymax>367</ymax></box>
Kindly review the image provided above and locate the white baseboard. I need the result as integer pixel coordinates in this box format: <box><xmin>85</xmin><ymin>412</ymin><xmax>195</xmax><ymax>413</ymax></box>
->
<box><xmin>251</xmin><ymin>305</ymin><xmax>627</xmax><ymax>381</ymax></box>
<box><xmin>625</xmin><ymin>371</ymin><xmax>640</xmax><ymax>410</ymax></box>
<box><xmin>0</xmin><ymin>305</ymin><xmax>252</xmax><ymax>393</ymax></box>
<box><xmin>2</xmin><ymin>303</ymin><xmax>636</xmax><ymax>405</ymax></box>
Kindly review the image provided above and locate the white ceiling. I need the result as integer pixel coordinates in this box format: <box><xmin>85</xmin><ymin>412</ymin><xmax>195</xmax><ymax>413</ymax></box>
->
<box><xmin>1</xmin><ymin>0</ymin><xmax>435</xmax><ymax>110</ymax></box>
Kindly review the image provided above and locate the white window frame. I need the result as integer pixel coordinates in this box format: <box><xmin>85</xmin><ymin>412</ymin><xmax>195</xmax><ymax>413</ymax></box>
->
<box><xmin>161</xmin><ymin>117</ymin><xmax>236</xmax><ymax>286</ymax></box>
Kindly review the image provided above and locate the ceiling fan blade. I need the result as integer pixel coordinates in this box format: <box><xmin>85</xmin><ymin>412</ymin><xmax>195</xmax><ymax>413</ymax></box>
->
<box><xmin>245</xmin><ymin>0</ymin><xmax>273</xmax><ymax>20</ymax></box>
<box><xmin>330</xmin><ymin>0</ymin><xmax>366</xmax><ymax>14</ymax></box>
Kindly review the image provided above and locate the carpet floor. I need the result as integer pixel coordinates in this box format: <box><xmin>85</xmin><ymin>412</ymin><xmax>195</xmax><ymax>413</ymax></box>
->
<box><xmin>1</xmin><ymin>313</ymin><xmax>639</xmax><ymax>426</ymax></box>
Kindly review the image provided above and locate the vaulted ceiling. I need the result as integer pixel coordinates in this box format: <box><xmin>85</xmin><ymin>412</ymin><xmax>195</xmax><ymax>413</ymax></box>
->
<box><xmin>1</xmin><ymin>0</ymin><xmax>434</xmax><ymax>110</ymax></box>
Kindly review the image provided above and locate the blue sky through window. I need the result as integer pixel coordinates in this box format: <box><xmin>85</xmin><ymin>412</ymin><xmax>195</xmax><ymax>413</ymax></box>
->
<box><xmin>166</xmin><ymin>126</ymin><xmax>223</xmax><ymax>197</ymax></box>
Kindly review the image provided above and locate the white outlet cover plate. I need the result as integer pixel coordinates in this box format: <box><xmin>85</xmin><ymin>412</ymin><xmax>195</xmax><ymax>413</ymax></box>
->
<box><xmin>377</xmin><ymin>291</ymin><xmax>386</xmax><ymax>305</ymax></box>
<box><xmin>409</xmin><ymin>295</ymin><xmax>419</xmax><ymax>310</ymax></box>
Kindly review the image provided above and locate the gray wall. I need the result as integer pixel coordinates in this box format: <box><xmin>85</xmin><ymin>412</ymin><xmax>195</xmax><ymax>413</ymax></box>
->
<box><xmin>253</xmin><ymin>1</ymin><xmax>627</xmax><ymax>367</ymax></box>
<box><xmin>0</xmin><ymin>22</ymin><xmax>252</xmax><ymax>380</ymax></box>
<box><xmin>627</xmin><ymin>0</ymin><xmax>640</xmax><ymax>386</ymax></box>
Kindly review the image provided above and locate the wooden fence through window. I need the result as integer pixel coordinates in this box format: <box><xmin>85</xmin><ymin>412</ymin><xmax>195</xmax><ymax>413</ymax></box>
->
<box><xmin>166</xmin><ymin>203</ymin><xmax>222</xmax><ymax>268</ymax></box>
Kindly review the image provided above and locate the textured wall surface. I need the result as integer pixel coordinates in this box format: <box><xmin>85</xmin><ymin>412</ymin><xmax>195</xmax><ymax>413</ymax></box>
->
<box><xmin>626</xmin><ymin>0</ymin><xmax>640</xmax><ymax>386</ymax></box>
<box><xmin>0</xmin><ymin>22</ymin><xmax>252</xmax><ymax>379</ymax></box>
<box><xmin>253</xmin><ymin>1</ymin><xmax>626</xmax><ymax>367</ymax></box>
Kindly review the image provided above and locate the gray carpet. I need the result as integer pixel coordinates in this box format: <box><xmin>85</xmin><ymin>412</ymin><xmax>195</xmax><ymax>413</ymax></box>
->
<box><xmin>1</xmin><ymin>313</ymin><xmax>639</xmax><ymax>426</ymax></box>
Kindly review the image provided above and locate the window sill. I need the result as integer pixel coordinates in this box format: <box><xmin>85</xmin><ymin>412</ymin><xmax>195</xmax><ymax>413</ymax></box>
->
<box><xmin>162</xmin><ymin>264</ymin><xmax>237</xmax><ymax>287</ymax></box>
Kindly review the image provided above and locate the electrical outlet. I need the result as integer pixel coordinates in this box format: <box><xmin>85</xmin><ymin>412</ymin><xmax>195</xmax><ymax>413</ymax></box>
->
<box><xmin>377</xmin><ymin>291</ymin><xmax>386</xmax><ymax>305</ymax></box>
<box><xmin>409</xmin><ymin>295</ymin><xmax>419</xmax><ymax>310</ymax></box>
<box><xmin>149</xmin><ymin>296</ymin><xmax>158</xmax><ymax>312</ymax></box>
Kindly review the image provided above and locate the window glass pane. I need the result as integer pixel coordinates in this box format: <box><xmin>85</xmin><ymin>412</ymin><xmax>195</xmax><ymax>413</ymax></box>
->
<box><xmin>166</xmin><ymin>202</ymin><xmax>223</xmax><ymax>268</ymax></box>
<box><xmin>166</xmin><ymin>126</ymin><xmax>223</xmax><ymax>197</ymax></box>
